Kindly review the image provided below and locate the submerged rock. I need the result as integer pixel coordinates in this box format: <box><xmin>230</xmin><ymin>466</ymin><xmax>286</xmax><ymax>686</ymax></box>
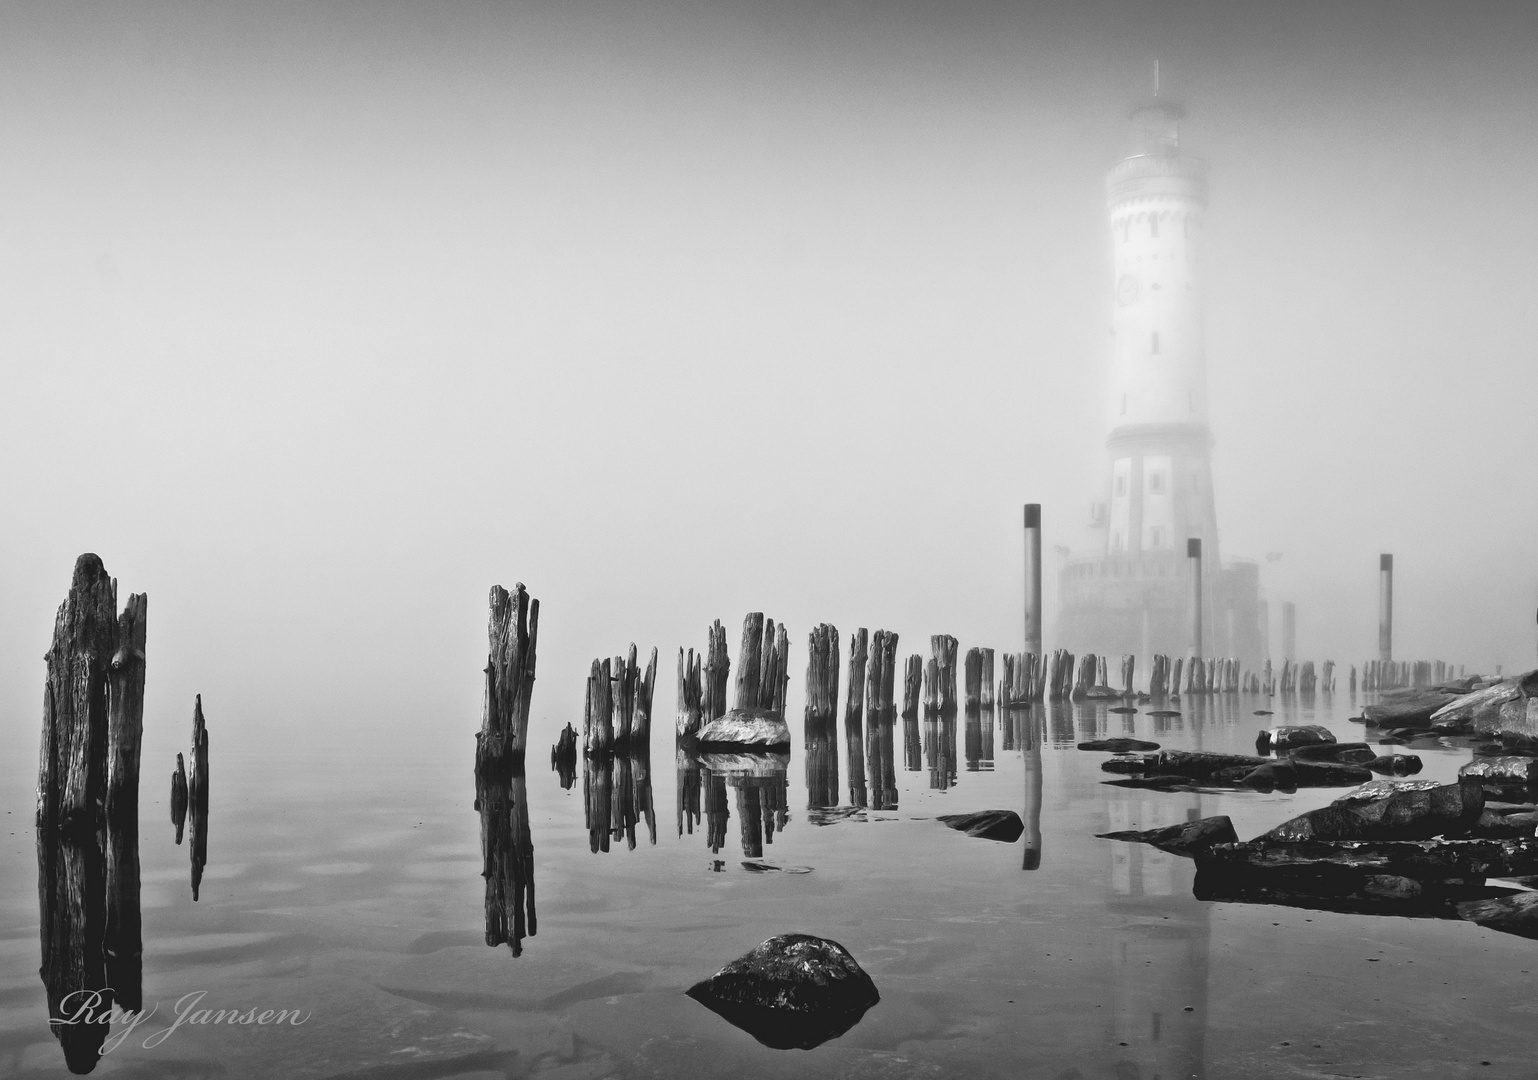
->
<box><xmin>1078</xmin><ymin>738</ymin><xmax>1160</xmax><ymax>753</ymax></box>
<box><xmin>1261</xmin><ymin>781</ymin><xmax>1484</xmax><ymax>842</ymax></box>
<box><xmin>1457</xmin><ymin>891</ymin><xmax>1538</xmax><ymax>940</ymax></box>
<box><xmin>1258</xmin><ymin>725</ymin><xmax>1335</xmax><ymax>753</ymax></box>
<box><xmin>1098</xmin><ymin>815</ymin><xmax>1238</xmax><ymax>856</ymax></box>
<box><xmin>1368</xmin><ymin>753</ymin><xmax>1424</xmax><ymax>776</ymax></box>
<box><xmin>695</xmin><ymin>708</ymin><xmax>791</xmax><ymax>750</ymax></box>
<box><xmin>685</xmin><ymin>934</ymin><xmax>880</xmax><ymax>1050</ymax></box>
<box><xmin>1199</xmin><ymin>836</ymin><xmax>1538</xmax><ymax>880</ymax></box>
<box><xmin>1289</xmin><ymin>741</ymin><xmax>1376</xmax><ymax>765</ymax></box>
<box><xmin>936</xmin><ymin>810</ymin><xmax>1024</xmax><ymax>843</ymax></box>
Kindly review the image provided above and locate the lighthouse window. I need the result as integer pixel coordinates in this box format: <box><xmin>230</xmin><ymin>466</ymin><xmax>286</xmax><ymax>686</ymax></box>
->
<box><xmin>1151</xmin><ymin>332</ymin><xmax>1160</xmax><ymax>354</ymax></box>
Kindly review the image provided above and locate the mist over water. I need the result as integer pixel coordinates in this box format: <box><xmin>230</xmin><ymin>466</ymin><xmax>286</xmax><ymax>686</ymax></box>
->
<box><xmin>2</xmin><ymin>1</ymin><xmax>1536</xmax><ymax>749</ymax></box>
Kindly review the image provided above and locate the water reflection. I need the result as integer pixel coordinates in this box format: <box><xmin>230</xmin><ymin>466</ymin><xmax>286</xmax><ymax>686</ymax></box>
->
<box><xmin>475</xmin><ymin>763</ymin><xmax>536</xmax><ymax>956</ymax></box>
<box><xmin>922</xmin><ymin>712</ymin><xmax>957</xmax><ymax>790</ymax></box>
<box><xmin>1017</xmin><ymin>706</ymin><xmax>1043</xmax><ymax>870</ymax></box>
<box><xmin>681</xmin><ymin>745</ymin><xmax>791</xmax><ymax>860</ymax></box>
<box><xmin>583</xmin><ymin>749</ymin><xmax>657</xmax><ymax>852</ymax></box>
<box><xmin>963</xmin><ymin>705</ymin><xmax>995</xmax><ymax>772</ymax></box>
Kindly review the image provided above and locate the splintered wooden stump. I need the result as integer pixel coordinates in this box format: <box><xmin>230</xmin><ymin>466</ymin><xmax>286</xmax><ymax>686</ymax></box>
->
<box><xmin>479</xmin><ymin>584</ymin><xmax>540</xmax><ymax>770</ymax></box>
<box><xmin>37</xmin><ymin>554</ymin><xmax>149</xmax><ymax>1071</ymax></box>
<box><xmin>678</xmin><ymin>647</ymin><xmax>704</xmax><ymax>737</ymax></box>
<box><xmin>188</xmin><ymin>696</ymin><xmax>210</xmax><ymax>902</ymax></box>
<box><xmin>170</xmin><ymin>754</ymin><xmax>188</xmax><ymax>843</ymax></box>
<box><xmin>845</xmin><ymin>629</ymin><xmax>869</xmax><ymax>806</ymax></box>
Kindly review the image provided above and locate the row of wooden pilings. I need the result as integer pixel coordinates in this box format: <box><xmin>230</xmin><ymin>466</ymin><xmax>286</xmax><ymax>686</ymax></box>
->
<box><xmin>1360</xmin><ymin>658</ymin><xmax>1464</xmax><ymax>691</ymax></box>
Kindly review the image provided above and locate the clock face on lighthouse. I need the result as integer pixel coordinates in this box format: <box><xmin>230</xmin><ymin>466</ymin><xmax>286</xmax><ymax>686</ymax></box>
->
<box><xmin>1116</xmin><ymin>274</ymin><xmax>1140</xmax><ymax>306</ymax></box>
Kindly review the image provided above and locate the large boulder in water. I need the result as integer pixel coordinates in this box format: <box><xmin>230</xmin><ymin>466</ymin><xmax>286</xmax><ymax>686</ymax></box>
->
<box><xmin>1364</xmin><ymin>687</ymin><xmax>1462</xmax><ymax>728</ymax></box>
<box><xmin>696</xmin><ymin>708</ymin><xmax>791</xmax><ymax>750</ymax></box>
<box><xmin>1261</xmin><ymin>780</ymin><xmax>1484</xmax><ymax>842</ymax></box>
<box><xmin>685</xmin><ymin>934</ymin><xmax>880</xmax><ymax>1049</ymax></box>
<box><xmin>937</xmin><ymin>810</ymin><xmax>1024</xmax><ymax>843</ymax></box>
<box><xmin>1429</xmin><ymin>671</ymin><xmax>1538</xmax><ymax>733</ymax></box>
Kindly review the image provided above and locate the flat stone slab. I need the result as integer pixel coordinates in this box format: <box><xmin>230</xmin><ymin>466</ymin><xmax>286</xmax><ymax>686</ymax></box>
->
<box><xmin>1262</xmin><ymin>781</ymin><xmax>1483</xmax><ymax>842</ymax></box>
<box><xmin>1098</xmin><ymin>815</ymin><xmax>1238</xmax><ymax>857</ymax></box>
<box><xmin>686</xmin><ymin>934</ymin><xmax>879</xmax><ymax>1049</ymax></box>
<box><xmin>695</xmin><ymin>708</ymin><xmax>791</xmax><ymax>750</ymax></box>
<box><xmin>1077</xmin><ymin>738</ymin><xmax>1160</xmax><ymax>753</ymax></box>
<box><xmin>936</xmin><ymin>810</ymin><xmax>1025</xmax><ymax>843</ymax></box>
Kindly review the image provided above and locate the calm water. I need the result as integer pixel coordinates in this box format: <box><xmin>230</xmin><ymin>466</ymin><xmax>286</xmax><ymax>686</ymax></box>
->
<box><xmin>5</xmin><ymin>686</ymin><xmax>1537</xmax><ymax>1079</ymax></box>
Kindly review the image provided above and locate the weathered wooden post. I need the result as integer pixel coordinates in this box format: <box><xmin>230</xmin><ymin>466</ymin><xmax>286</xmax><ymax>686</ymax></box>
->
<box><xmin>932</xmin><ymin>635</ymin><xmax>959</xmax><ymax>714</ymax></box>
<box><xmin>901</xmin><ymin>654</ymin><xmax>922</xmax><ymax>771</ymax></box>
<box><xmin>170</xmin><ymin>753</ymin><xmax>188</xmax><ymax>844</ymax></box>
<box><xmin>1379</xmin><ymin>554</ymin><xmax>1394</xmax><ymax>665</ymax></box>
<box><xmin>866</xmin><ymin>630</ymin><xmax>899</xmax><ymax>811</ymax></box>
<box><xmin>1023</xmin><ymin>504</ymin><xmax>1043</xmax><ymax>655</ymax></box>
<box><xmin>845</xmin><ymin>628</ymin><xmax>869</xmax><ymax>807</ymax></box>
<box><xmin>676</xmin><ymin>648</ymin><xmax>702</xmax><ymax>737</ymax></box>
<box><xmin>188</xmin><ymin>696</ymin><xmax>209</xmax><ymax>902</ymax></box>
<box><xmin>1187</xmin><ymin>538</ymin><xmax>1204</xmax><ymax>658</ymax></box>
<box><xmin>980</xmin><ymin>648</ymin><xmax>995</xmax><ymax>711</ymax></box>
<box><xmin>1119</xmin><ymin>654</ymin><xmax>1134</xmax><ymax>696</ymax></box>
<box><xmin>804</xmin><ymin>624</ymin><xmax>840</xmax><ymax>810</ymax></box>
<box><xmin>105</xmin><ymin>592</ymin><xmax>146</xmax><ymax>1012</ymax></box>
<box><xmin>702</xmin><ymin>620</ymin><xmax>730</xmax><ymax>724</ymax></box>
<box><xmin>37</xmin><ymin>555</ymin><xmax>122</xmax><ymax>1070</ymax></box>
<box><xmin>478</xmin><ymin>584</ymin><xmax>539</xmax><ymax>769</ymax></box>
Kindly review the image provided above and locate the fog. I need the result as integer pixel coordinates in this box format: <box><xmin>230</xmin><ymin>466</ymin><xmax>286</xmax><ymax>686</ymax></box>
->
<box><xmin>2</xmin><ymin>1</ymin><xmax>1535</xmax><ymax>751</ymax></box>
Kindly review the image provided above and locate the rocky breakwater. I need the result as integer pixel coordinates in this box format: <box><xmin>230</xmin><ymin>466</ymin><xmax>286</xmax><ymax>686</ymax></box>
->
<box><xmin>1103</xmin><ymin>778</ymin><xmax>1538</xmax><ymax>927</ymax></box>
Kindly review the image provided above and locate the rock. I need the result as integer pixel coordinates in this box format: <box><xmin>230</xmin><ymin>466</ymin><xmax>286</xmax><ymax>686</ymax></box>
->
<box><xmin>695</xmin><ymin>708</ymin><xmax>791</xmax><ymax>750</ymax></box>
<box><xmin>1459</xmin><ymin>757</ymin><xmax>1538</xmax><ymax>785</ymax></box>
<box><xmin>1336</xmin><ymin>779</ymin><xmax>1444</xmax><ymax>805</ymax></box>
<box><xmin>1363</xmin><ymin>688</ymin><xmax>1462</xmax><ymax>728</ymax></box>
<box><xmin>1196</xmin><ymin>865</ymin><xmax>1516</xmax><ymax>919</ymax></box>
<box><xmin>1147</xmin><ymin>709</ymin><xmax>1181</xmax><ymax>718</ymax></box>
<box><xmin>1289</xmin><ymin>742</ymin><xmax>1377</xmax><ymax>764</ymax></box>
<box><xmin>1257</xmin><ymin>725</ymin><xmax>1335</xmax><ymax>753</ymax></box>
<box><xmin>1236</xmin><ymin>761</ymin><xmax>1297</xmax><ymax>792</ymax></box>
<box><xmin>1153</xmin><ymin>750</ymin><xmax>1270</xmax><ymax>779</ymax></box>
<box><xmin>936</xmin><ymin>810</ymin><xmax>1024</xmax><ymax>843</ymax></box>
<box><xmin>1428</xmin><ymin>670</ymin><xmax>1538</xmax><ymax>733</ymax></box>
<box><xmin>1468</xmin><ymin>810</ymin><xmax>1537</xmax><ymax>839</ymax></box>
<box><xmin>699</xmin><ymin>751</ymin><xmax>791</xmax><ymax>777</ymax></box>
<box><xmin>1098</xmin><ymin>815</ymin><xmax>1238</xmax><ymax>856</ymax></box>
<box><xmin>1078</xmin><ymin>685</ymin><xmax>1128</xmax><ymax>700</ymax></box>
<box><xmin>1286</xmin><ymin>760</ymin><xmax>1374</xmax><ymax>787</ymax></box>
<box><xmin>1368</xmin><ymin>754</ymin><xmax>1423</xmax><ymax>776</ymax></box>
<box><xmin>1078</xmin><ymin>738</ymin><xmax>1160</xmax><ymax>753</ymax></box>
<box><xmin>1101</xmin><ymin>754</ymin><xmax>1159</xmax><ymax>774</ymax></box>
<box><xmin>1254</xmin><ymin>710</ymin><xmax>1274</xmax><ymax>716</ymax></box>
<box><xmin>1199</xmin><ymin>836</ymin><xmax>1538</xmax><ymax>880</ymax></box>
<box><xmin>1500</xmin><ymin>731</ymin><xmax>1538</xmax><ymax>757</ymax></box>
<box><xmin>685</xmin><ymin>934</ymin><xmax>880</xmax><ymax>1050</ymax></box>
<box><xmin>1261</xmin><ymin>781</ymin><xmax>1484</xmax><ymax>842</ymax></box>
<box><xmin>1103</xmin><ymin>775</ymin><xmax>1197</xmax><ymax>790</ymax></box>
<box><xmin>1456</xmin><ymin>891</ymin><xmax>1538</xmax><ymax>940</ymax></box>
<box><xmin>1109</xmin><ymin>706</ymin><xmax>1138</xmax><ymax>714</ymax></box>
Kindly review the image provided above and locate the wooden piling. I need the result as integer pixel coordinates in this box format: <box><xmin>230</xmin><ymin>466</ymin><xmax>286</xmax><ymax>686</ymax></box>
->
<box><xmin>170</xmin><ymin>754</ymin><xmax>187</xmax><ymax>845</ymax></box>
<box><xmin>188</xmin><ymin>696</ymin><xmax>209</xmax><ymax>902</ymax></box>
<box><xmin>478</xmin><ymin>583</ymin><xmax>540</xmax><ymax>768</ymax></box>
<box><xmin>845</xmin><ymin>629</ymin><xmax>869</xmax><ymax>806</ymax></box>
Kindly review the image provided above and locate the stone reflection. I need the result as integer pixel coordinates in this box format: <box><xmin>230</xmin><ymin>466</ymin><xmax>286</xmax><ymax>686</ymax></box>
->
<box><xmin>475</xmin><ymin>764</ymin><xmax>536</xmax><ymax>956</ymax></box>
<box><xmin>583</xmin><ymin>749</ymin><xmax>657</xmax><ymax>853</ymax></box>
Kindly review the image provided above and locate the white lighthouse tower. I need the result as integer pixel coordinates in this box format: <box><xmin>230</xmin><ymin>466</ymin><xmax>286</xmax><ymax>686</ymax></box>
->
<box><xmin>1058</xmin><ymin>93</ymin><xmax>1259</xmax><ymax>664</ymax></box>
<box><xmin>1103</xmin><ymin>97</ymin><xmax>1218</xmax><ymax>563</ymax></box>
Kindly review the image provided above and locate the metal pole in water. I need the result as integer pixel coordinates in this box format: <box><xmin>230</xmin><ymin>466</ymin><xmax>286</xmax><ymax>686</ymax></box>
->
<box><xmin>1187</xmin><ymin>538</ymin><xmax>1203</xmax><ymax>658</ymax></box>
<box><xmin>1379</xmin><ymin>554</ymin><xmax>1394</xmax><ymax>664</ymax></box>
<box><xmin>1023</xmin><ymin>504</ymin><xmax>1043</xmax><ymax>656</ymax></box>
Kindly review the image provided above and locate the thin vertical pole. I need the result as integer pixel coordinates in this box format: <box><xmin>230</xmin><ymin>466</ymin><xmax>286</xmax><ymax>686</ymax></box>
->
<box><xmin>1023</xmin><ymin>504</ymin><xmax>1043</xmax><ymax>656</ymax></box>
<box><xmin>1378</xmin><ymin>554</ymin><xmax>1393</xmax><ymax>664</ymax></box>
<box><xmin>1186</xmin><ymin>538</ymin><xmax>1203</xmax><ymax>658</ymax></box>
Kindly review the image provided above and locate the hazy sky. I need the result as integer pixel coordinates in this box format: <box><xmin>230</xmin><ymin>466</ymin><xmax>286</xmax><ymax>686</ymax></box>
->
<box><xmin>2</xmin><ymin>1</ymin><xmax>1535</xmax><ymax>748</ymax></box>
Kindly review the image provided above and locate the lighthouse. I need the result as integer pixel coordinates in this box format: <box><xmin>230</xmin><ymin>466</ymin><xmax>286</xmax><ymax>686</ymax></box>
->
<box><xmin>1058</xmin><ymin>95</ymin><xmax>1260</xmax><ymax>665</ymax></box>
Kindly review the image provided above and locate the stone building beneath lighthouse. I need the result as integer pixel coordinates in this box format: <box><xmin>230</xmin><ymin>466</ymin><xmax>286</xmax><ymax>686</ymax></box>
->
<box><xmin>1057</xmin><ymin>96</ymin><xmax>1261</xmax><ymax>665</ymax></box>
